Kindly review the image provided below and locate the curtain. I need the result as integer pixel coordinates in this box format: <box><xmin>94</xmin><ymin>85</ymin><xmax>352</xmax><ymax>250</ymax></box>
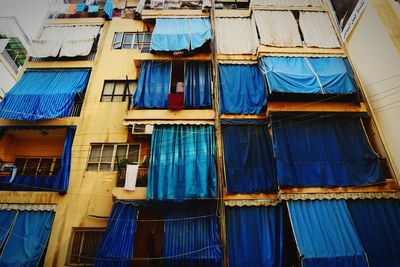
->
<box><xmin>30</xmin><ymin>26</ymin><xmax>70</xmax><ymax>58</ymax></box>
<box><xmin>219</xmin><ymin>64</ymin><xmax>267</xmax><ymax>114</ymax></box>
<box><xmin>0</xmin><ymin>69</ymin><xmax>90</xmax><ymax>121</ymax></box>
<box><xmin>299</xmin><ymin>12</ymin><xmax>341</xmax><ymax>48</ymax></box>
<box><xmin>251</xmin><ymin>0</ymin><xmax>323</xmax><ymax>7</ymax></box>
<box><xmin>272</xmin><ymin>117</ymin><xmax>384</xmax><ymax>187</ymax></box>
<box><xmin>54</xmin><ymin>127</ymin><xmax>76</xmax><ymax>193</ymax></box>
<box><xmin>0</xmin><ymin>175</ymin><xmax>56</xmax><ymax>191</ymax></box>
<box><xmin>0</xmin><ymin>211</ymin><xmax>55</xmax><ymax>267</ymax></box>
<box><xmin>260</xmin><ymin>57</ymin><xmax>356</xmax><ymax>94</ymax></box>
<box><xmin>222</xmin><ymin>122</ymin><xmax>277</xmax><ymax>193</ymax></box>
<box><xmin>103</xmin><ymin>0</ymin><xmax>113</xmax><ymax>20</ymax></box>
<box><xmin>226</xmin><ymin>206</ymin><xmax>283</xmax><ymax>267</ymax></box>
<box><xmin>347</xmin><ymin>199</ymin><xmax>400</xmax><ymax>267</ymax></box>
<box><xmin>184</xmin><ymin>61</ymin><xmax>212</xmax><ymax>108</ymax></box>
<box><xmin>59</xmin><ymin>25</ymin><xmax>100</xmax><ymax>57</ymax></box>
<box><xmin>133</xmin><ymin>61</ymin><xmax>171</xmax><ymax>108</ymax></box>
<box><xmin>163</xmin><ymin>206</ymin><xmax>222</xmax><ymax>267</ymax></box>
<box><xmin>215</xmin><ymin>17</ymin><xmax>258</xmax><ymax>54</ymax></box>
<box><xmin>147</xmin><ymin>125</ymin><xmax>217</xmax><ymax>200</ymax></box>
<box><xmin>95</xmin><ymin>202</ymin><xmax>137</xmax><ymax>267</ymax></box>
<box><xmin>253</xmin><ymin>11</ymin><xmax>302</xmax><ymax>47</ymax></box>
<box><xmin>287</xmin><ymin>200</ymin><xmax>368</xmax><ymax>267</ymax></box>
<box><xmin>0</xmin><ymin>210</ymin><xmax>17</xmax><ymax>248</ymax></box>
<box><xmin>150</xmin><ymin>18</ymin><xmax>211</xmax><ymax>51</ymax></box>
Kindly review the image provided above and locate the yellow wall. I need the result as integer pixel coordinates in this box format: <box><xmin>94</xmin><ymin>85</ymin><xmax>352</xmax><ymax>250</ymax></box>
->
<box><xmin>346</xmin><ymin>0</ymin><xmax>400</xmax><ymax>177</ymax></box>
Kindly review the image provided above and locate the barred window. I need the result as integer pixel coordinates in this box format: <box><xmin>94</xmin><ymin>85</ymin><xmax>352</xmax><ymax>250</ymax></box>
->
<box><xmin>14</xmin><ymin>158</ymin><xmax>61</xmax><ymax>176</ymax></box>
<box><xmin>100</xmin><ymin>80</ymin><xmax>136</xmax><ymax>102</ymax></box>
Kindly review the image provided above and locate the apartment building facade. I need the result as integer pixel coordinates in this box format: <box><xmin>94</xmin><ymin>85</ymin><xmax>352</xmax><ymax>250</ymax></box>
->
<box><xmin>0</xmin><ymin>0</ymin><xmax>399</xmax><ymax>266</ymax></box>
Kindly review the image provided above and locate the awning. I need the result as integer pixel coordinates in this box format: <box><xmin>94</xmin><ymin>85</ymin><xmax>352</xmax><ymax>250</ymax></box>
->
<box><xmin>150</xmin><ymin>18</ymin><xmax>211</xmax><ymax>52</ymax></box>
<box><xmin>299</xmin><ymin>12</ymin><xmax>341</xmax><ymax>48</ymax></box>
<box><xmin>222</xmin><ymin>121</ymin><xmax>277</xmax><ymax>193</ymax></box>
<box><xmin>253</xmin><ymin>11</ymin><xmax>302</xmax><ymax>47</ymax></box>
<box><xmin>260</xmin><ymin>57</ymin><xmax>356</xmax><ymax>94</ymax></box>
<box><xmin>163</xmin><ymin>206</ymin><xmax>222</xmax><ymax>267</ymax></box>
<box><xmin>219</xmin><ymin>64</ymin><xmax>267</xmax><ymax>114</ymax></box>
<box><xmin>95</xmin><ymin>201</ymin><xmax>137</xmax><ymax>267</ymax></box>
<box><xmin>226</xmin><ymin>205</ymin><xmax>283</xmax><ymax>267</ymax></box>
<box><xmin>272</xmin><ymin>117</ymin><xmax>384</xmax><ymax>187</ymax></box>
<box><xmin>287</xmin><ymin>200</ymin><xmax>368</xmax><ymax>267</ymax></box>
<box><xmin>0</xmin><ymin>69</ymin><xmax>90</xmax><ymax>120</ymax></box>
<box><xmin>147</xmin><ymin>125</ymin><xmax>217</xmax><ymax>200</ymax></box>
<box><xmin>215</xmin><ymin>17</ymin><xmax>258</xmax><ymax>54</ymax></box>
<box><xmin>30</xmin><ymin>25</ymin><xmax>101</xmax><ymax>58</ymax></box>
<box><xmin>347</xmin><ymin>199</ymin><xmax>400</xmax><ymax>267</ymax></box>
<box><xmin>251</xmin><ymin>0</ymin><xmax>323</xmax><ymax>7</ymax></box>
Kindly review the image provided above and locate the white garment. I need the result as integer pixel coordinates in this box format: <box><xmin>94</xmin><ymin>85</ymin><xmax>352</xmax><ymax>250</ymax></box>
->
<box><xmin>124</xmin><ymin>164</ymin><xmax>139</xmax><ymax>191</ymax></box>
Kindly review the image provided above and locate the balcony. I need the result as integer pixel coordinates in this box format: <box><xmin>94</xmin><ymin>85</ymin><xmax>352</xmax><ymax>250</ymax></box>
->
<box><xmin>116</xmin><ymin>167</ymin><xmax>148</xmax><ymax>188</ymax></box>
<box><xmin>48</xmin><ymin>0</ymin><xmax>109</xmax><ymax>19</ymax></box>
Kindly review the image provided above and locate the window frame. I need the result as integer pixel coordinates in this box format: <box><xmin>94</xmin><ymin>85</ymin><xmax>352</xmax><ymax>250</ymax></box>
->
<box><xmin>100</xmin><ymin>80</ymin><xmax>136</xmax><ymax>102</ymax></box>
<box><xmin>112</xmin><ymin>32</ymin><xmax>152</xmax><ymax>52</ymax></box>
<box><xmin>14</xmin><ymin>157</ymin><xmax>62</xmax><ymax>177</ymax></box>
<box><xmin>86</xmin><ymin>143</ymin><xmax>141</xmax><ymax>172</ymax></box>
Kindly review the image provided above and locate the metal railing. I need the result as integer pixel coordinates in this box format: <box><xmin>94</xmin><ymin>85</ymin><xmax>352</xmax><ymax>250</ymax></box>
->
<box><xmin>0</xmin><ymin>50</ymin><xmax>19</xmax><ymax>74</ymax></box>
<box><xmin>30</xmin><ymin>49</ymin><xmax>97</xmax><ymax>62</ymax></box>
<box><xmin>116</xmin><ymin>167</ymin><xmax>148</xmax><ymax>187</ymax></box>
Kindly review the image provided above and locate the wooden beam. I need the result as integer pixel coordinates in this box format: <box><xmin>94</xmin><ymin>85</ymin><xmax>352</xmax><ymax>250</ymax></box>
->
<box><xmin>220</xmin><ymin>114</ymin><xmax>266</xmax><ymax>120</ymax></box>
<box><xmin>134</xmin><ymin>52</ymin><xmax>212</xmax><ymax>67</ymax></box>
<box><xmin>257</xmin><ymin>45</ymin><xmax>345</xmax><ymax>57</ymax></box>
<box><xmin>124</xmin><ymin>109</ymin><xmax>215</xmax><ymax>120</ymax></box>
<box><xmin>268</xmin><ymin>102</ymin><xmax>368</xmax><ymax>114</ymax></box>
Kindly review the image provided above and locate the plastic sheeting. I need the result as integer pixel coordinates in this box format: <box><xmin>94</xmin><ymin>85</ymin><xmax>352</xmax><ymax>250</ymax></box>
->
<box><xmin>133</xmin><ymin>61</ymin><xmax>171</xmax><ymax>108</ymax></box>
<box><xmin>150</xmin><ymin>18</ymin><xmax>211</xmax><ymax>51</ymax></box>
<box><xmin>347</xmin><ymin>199</ymin><xmax>400</xmax><ymax>267</ymax></box>
<box><xmin>226</xmin><ymin>206</ymin><xmax>283</xmax><ymax>267</ymax></box>
<box><xmin>288</xmin><ymin>200</ymin><xmax>368</xmax><ymax>267</ymax></box>
<box><xmin>219</xmin><ymin>64</ymin><xmax>267</xmax><ymax>114</ymax></box>
<box><xmin>0</xmin><ymin>211</ymin><xmax>55</xmax><ymax>267</ymax></box>
<box><xmin>95</xmin><ymin>202</ymin><xmax>138</xmax><ymax>267</ymax></box>
<box><xmin>299</xmin><ymin>12</ymin><xmax>341</xmax><ymax>48</ymax></box>
<box><xmin>184</xmin><ymin>61</ymin><xmax>212</xmax><ymax>108</ymax></box>
<box><xmin>222</xmin><ymin>122</ymin><xmax>277</xmax><ymax>193</ymax></box>
<box><xmin>260</xmin><ymin>57</ymin><xmax>356</xmax><ymax>94</ymax></box>
<box><xmin>273</xmin><ymin>117</ymin><xmax>384</xmax><ymax>187</ymax></box>
<box><xmin>251</xmin><ymin>0</ymin><xmax>323</xmax><ymax>7</ymax></box>
<box><xmin>0</xmin><ymin>210</ymin><xmax>16</xmax><ymax>248</ymax></box>
<box><xmin>0</xmin><ymin>69</ymin><xmax>90</xmax><ymax>120</ymax></box>
<box><xmin>215</xmin><ymin>17</ymin><xmax>258</xmax><ymax>54</ymax></box>
<box><xmin>147</xmin><ymin>125</ymin><xmax>217</xmax><ymax>200</ymax></box>
<box><xmin>163</xmin><ymin>206</ymin><xmax>223</xmax><ymax>267</ymax></box>
<box><xmin>253</xmin><ymin>11</ymin><xmax>302</xmax><ymax>47</ymax></box>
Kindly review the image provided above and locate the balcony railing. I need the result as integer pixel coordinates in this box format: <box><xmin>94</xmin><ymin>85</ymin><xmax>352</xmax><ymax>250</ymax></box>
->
<box><xmin>116</xmin><ymin>167</ymin><xmax>148</xmax><ymax>188</ymax></box>
<box><xmin>0</xmin><ymin>50</ymin><xmax>19</xmax><ymax>74</ymax></box>
<box><xmin>30</xmin><ymin>48</ymin><xmax>97</xmax><ymax>62</ymax></box>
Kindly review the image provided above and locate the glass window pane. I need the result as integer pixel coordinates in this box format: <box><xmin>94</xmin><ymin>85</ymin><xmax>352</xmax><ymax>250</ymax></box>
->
<box><xmin>87</xmin><ymin>163</ymin><xmax>98</xmax><ymax>171</ymax></box>
<box><xmin>128</xmin><ymin>81</ymin><xmax>136</xmax><ymax>95</ymax></box>
<box><xmin>99</xmin><ymin>163</ymin><xmax>112</xmax><ymax>171</ymax></box>
<box><xmin>89</xmin><ymin>145</ymin><xmax>102</xmax><ymax>162</ymax></box>
<box><xmin>14</xmin><ymin>158</ymin><xmax>26</xmax><ymax>176</ymax></box>
<box><xmin>103</xmin><ymin>82</ymin><xmax>114</xmax><ymax>95</ymax></box>
<box><xmin>112</xmin><ymin>96</ymin><xmax>123</xmax><ymax>102</ymax></box>
<box><xmin>114</xmin><ymin>82</ymin><xmax>125</xmax><ymax>95</ymax></box>
<box><xmin>122</xmin><ymin>33</ymin><xmax>133</xmax><ymax>49</ymax></box>
<box><xmin>101</xmin><ymin>95</ymin><xmax>112</xmax><ymax>102</ymax></box>
<box><xmin>24</xmin><ymin>158</ymin><xmax>40</xmax><ymax>176</ymax></box>
<box><xmin>37</xmin><ymin>158</ymin><xmax>53</xmax><ymax>176</ymax></box>
<box><xmin>101</xmin><ymin>145</ymin><xmax>114</xmax><ymax>163</ymax></box>
<box><xmin>113</xmin><ymin>33</ymin><xmax>123</xmax><ymax>49</ymax></box>
<box><xmin>128</xmin><ymin>145</ymin><xmax>140</xmax><ymax>163</ymax></box>
<box><xmin>114</xmin><ymin>145</ymin><xmax>128</xmax><ymax>170</ymax></box>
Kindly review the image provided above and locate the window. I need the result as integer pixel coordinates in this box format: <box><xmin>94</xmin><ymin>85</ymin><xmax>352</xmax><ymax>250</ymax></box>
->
<box><xmin>87</xmin><ymin>143</ymin><xmax>140</xmax><ymax>171</ymax></box>
<box><xmin>66</xmin><ymin>228</ymin><xmax>105</xmax><ymax>266</ymax></box>
<box><xmin>14</xmin><ymin>157</ymin><xmax>62</xmax><ymax>176</ymax></box>
<box><xmin>112</xmin><ymin>32</ymin><xmax>152</xmax><ymax>52</ymax></box>
<box><xmin>101</xmin><ymin>80</ymin><xmax>136</xmax><ymax>102</ymax></box>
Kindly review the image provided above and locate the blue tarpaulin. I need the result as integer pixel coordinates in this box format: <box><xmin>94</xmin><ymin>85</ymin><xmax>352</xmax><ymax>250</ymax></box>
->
<box><xmin>0</xmin><ymin>210</ymin><xmax>55</xmax><ymax>267</ymax></box>
<box><xmin>0</xmin><ymin>210</ymin><xmax>17</xmax><ymax>248</ymax></box>
<box><xmin>103</xmin><ymin>0</ymin><xmax>113</xmax><ymax>20</ymax></box>
<box><xmin>184</xmin><ymin>61</ymin><xmax>212</xmax><ymax>108</ymax></box>
<box><xmin>133</xmin><ymin>61</ymin><xmax>171</xmax><ymax>108</ymax></box>
<box><xmin>260</xmin><ymin>57</ymin><xmax>356</xmax><ymax>94</ymax></box>
<box><xmin>226</xmin><ymin>206</ymin><xmax>283</xmax><ymax>267</ymax></box>
<box><xmin>147</xmin><ymin>125</ymin><xmax>217</xmax><ymax>200</ymax></box>
<box><xmin>219</xmin><ymin>64</ymin><xmax>267</xmax><ymax>114</ymax></box>
<box><xmin>222</xmin><ymin>122</ymin><xmax>277</xmax><ymax>193</ymax></box>
<box><xmin>287</xmin><ymin>200</ymin><xmax>368</xmax><ymax>267</ymax></box>
<box><xmin>0</xmin><ymin>69</ymin><xmax>90</xmax><ymax>121</ymax></box>
<box><xmin>347</xmin><ymin>199</ymin><xmax>400</xmax><ymax>267</ymax></box>
<box><xmin>272</xmin><ymin>117</ymin><xmax>384</xmax><ymax>187</ymax></box>
<box><xmin>150</xmin><ymin>18</ymin><xmax>212</xmax><ymax>51</ymax></box>
<box><xmin>95</xmin><ymin>202</ymin><xmax>137</xmax><ymax>267</ymax></box>
<box><xmin>163</xmin><ymin>206</ymin><xmax>222</xmax><ymax>267</ymax></box>
<box><xmin>54</xmin><ymin>127</ymin><xmax>76</xmax><ymax>193</ymax></box>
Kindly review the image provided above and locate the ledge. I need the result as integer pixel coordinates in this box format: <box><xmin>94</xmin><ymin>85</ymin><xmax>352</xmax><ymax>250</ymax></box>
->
<box><xmin>46</xmin><ymin>17</ymin><xmax>105</xmax><ymax>25</ymax></box>
<box><xmin>214</xmin><ymin>9</ymin><xmax>251</xmax><ymax>17</ymax></box>
<box><xmin>112</xmin><ymin>187</ymin><xmax>147</xmax><ymax>200</ymax></box>
<box><xmin>141</xmin><ymin>9</ymin><xmax>208</xmax><ymax>19</ymax></box>
<box><xmin>257</xmin><ymin>45</ymin><xmax>345</xmax><ymax>57</ymax></box>
<box><xmin>24</xmin><ymin>60</ymin><xmax>95</xmax><ymax>69</ymax></box>
<box><xmin>133</xmin><ymin>52</ymin><xmax>212</xmax><ymax>67</ymax></box>
<box><xmin>217</xmin><ymin>54</ymin><xmax>258</xmax><ymax>61</ymax></box>
<box><xmin>0</xmin><ymin>117</ymin><xmax>80</xmax><ymax>127</ymax></box>
<box><xmin>124</xmin><ymin>109</ymin><xmax>215</xmax><ymax>121</ymax></box>
<box><xmin>220</xmin><ymin>114</ymin><xmax>266</xmax><ymax>120</ymax></box>
<box><xmin>267</xmin><ymin>102</ymin><xmax>368</xmax><ymax>115</ymax></box>
<box><xmin>0</xmin><ymin>191</ymin><xmax>62</xmax><ymax>204</ymax></box>
<box><xmin>251</xmin><ymin>6</ymin><xmax>327</xmax><ymax>12</ymax></box>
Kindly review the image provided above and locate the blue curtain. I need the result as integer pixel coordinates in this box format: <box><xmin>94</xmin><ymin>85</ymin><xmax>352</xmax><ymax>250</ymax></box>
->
<box><xmin>163</xmin><ymin>206</ymin><xmax>222</xmax><ymax>267</ymax></box>
<box><xmin>147</xmin><ymin>125</ymin><xmax>217</xmax><ymax>201</ymax></box>
<box><xmin>95</xmin><ymin>202</ymin><xmax>137</xmax><ymax>267</ymax></box>
<box><xmin>0</xmin><ymin>210</ymin><xmax>17</xmax><ymax>248</ymax></box>
<box><xmin>272</xmin><ymin>117</ymin><xmax>384</xmax><ymax>187</ymax></box>
<box><xmin>184</xmin><ymin>61</ymin><xmax>212</xmax><ymax>108</ymax></box>
<box><xmin>150</xmin><ymin>18</ymin><xmax>211</xmax><ymax>51</ymax></box>
<box><xmin>133</xmin><ymin>61</ymin><xmax>171</xmax><ymax>108</ymax></box>
<box><xmin>222</xmin><ymin>122</ymin><xmax>277</xmax><ymax>193</ymax></box>
<box><xmin>260</xmin><ymin>57</ymin><xmax>356</xmax><ymax>94</ymax></box>
<box><xmin>347</xmin><ymin>199</ymin><xmax>400</xmax><ymax>267</ymax></box>
<box><xmin>0</xmin><ymin>69</ymin><xmax>90</xmax><ymax>121</ymax></box>
<box><xmin>54</xmin><ymin>127</ymin><xmax>76</xmax><ymax>193</ymax></box>
<box><xmin>219</xmin><ymin>64</ymin><xmax>267</xmax><ymax>114</ymax></box>
<box><xmin>287</xmin><ymin>200</ymin><xmax>368</xmax><ymax>267</ymax></box>
<box><xmin>226</xmin><ymin>206</ymin><xmax>283</xmax><ymax>267</ymax></box>
<box><xmin>0</xmin><ymin>210</ymin><xmax>55</xmax><ymax>267</ymax></box>
<box><xmin>103</xmin><ymin>0</ymin><xmax>113</xmax><ymax>20</ymax></box>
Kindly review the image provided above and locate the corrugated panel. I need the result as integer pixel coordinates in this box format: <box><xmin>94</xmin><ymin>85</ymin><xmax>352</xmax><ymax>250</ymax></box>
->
<box><xmin>0</xmin><ymin>204</ymin><xmax>56</xmax><ymax>211</ymax></box>
<box><xmin>251</xmin><ymin>0</ymin><xmax>323</xmax><ymax>7</ymax></box>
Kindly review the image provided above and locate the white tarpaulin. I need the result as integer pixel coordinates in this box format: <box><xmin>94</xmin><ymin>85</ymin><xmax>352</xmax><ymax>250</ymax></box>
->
<box><xmin>30</xmin><ymin>26</ymin><xmax>70</xmax><ymax>58</ymax></box>
<box><xmin>215</xmin><ymin>17</ymin><xmax>259</xmax><ymax>54</ymax></box>
<box><xmin>299</xmin><ymin>12</ymin><xmax>341</xmax><ymax>48</ymax></box>
<box><xmin>251</xmin><ymin>0</ymin><xmax>323</xmax><ymax>7</ymax></box>
<box><xmin>59</xmin><ymin>25</ymin><xmax>101</xmax><ymax>57</ymax></box>
<box><xmin>253</xmin><ymin>10</ymin><xmax>302</xmax><ymax>47</ymax></box>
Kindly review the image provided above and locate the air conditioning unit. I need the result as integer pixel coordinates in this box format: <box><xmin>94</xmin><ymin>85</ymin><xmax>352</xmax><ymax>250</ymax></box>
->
<box><xmin>132</xmin><ymin>124</ymin><xmax>154</xmax><ymax>135</ymax></box>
